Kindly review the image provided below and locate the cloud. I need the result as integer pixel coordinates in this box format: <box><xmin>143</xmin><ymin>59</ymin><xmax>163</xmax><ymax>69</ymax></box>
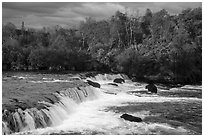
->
<box><xmin>154</xmin><ymin>2</ymin><xmax>202</xmax><ymax>14</ymax></box>
<box><xmin>2</xmin><ymin>2</ymin><xmax>66</xmax><ymax>14</ymax></box>
<box><xmin>72</xmin><ymin>3</ymin><xmax>125</xmax><ymax>19</ymax></box>
<box><xmin>119</xmin><ymin>2</ymin><xmax>201</xmax><ymax>15</ymax></box>
<box><xmin>2</xmin><ymin>2</ymin><xmax>202</xmax><ymax>29</ymax></box>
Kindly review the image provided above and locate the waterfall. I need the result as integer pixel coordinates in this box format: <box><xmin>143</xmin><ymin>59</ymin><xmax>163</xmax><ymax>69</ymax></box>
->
<box><xmin>2</xmin><ymin>121</ymin><xmax>11</xmax><ymax>135</ymax></box>
<box><xmin>3</xmin><ymin>73</ymin><xmax>200</xmax><ymax>135</ymax></box>
<box><xmin>2</xmin><ymin>86</ymin><xmax>100</xmax><ymax>134</ymax></box>
<box><xmin>2</xmin><ymin>73</ymin><xmax>131</xmax><ymax>134</ymax></box>
<box><xmin>22</xmin><ymin>111</ymin><xmax>36</xmax><ymax>131</ymax></box>
<box><xmin>13</xmin><ymin>110</ymin><xmax>23</xmax><ymax>132</ymax></box>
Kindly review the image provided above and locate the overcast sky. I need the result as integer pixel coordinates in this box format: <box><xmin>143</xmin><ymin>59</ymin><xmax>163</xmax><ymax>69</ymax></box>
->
<box><xmin>2</xmin><ymin>2</ymin><xmax>202</xmax><ymax>29</ymax></box>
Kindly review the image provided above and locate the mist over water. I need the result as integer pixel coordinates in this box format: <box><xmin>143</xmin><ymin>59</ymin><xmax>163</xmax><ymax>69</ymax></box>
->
<box><xmin>3</xmin><ymin>74</ymin><xmax>202</xmax><ymax>135</ymax></box>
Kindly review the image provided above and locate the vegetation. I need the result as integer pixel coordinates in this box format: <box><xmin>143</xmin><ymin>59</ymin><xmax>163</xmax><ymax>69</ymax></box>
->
<box><xmin>2</xmin><ymin>8</ymin><xmax>202</xmax><ymax>84</ymax></box>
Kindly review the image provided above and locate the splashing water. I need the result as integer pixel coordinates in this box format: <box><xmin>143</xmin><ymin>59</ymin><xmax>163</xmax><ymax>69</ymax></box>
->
<box><xmin>3</xmin><ymin>74</ymin><xmax>201</xmax><ymax>135</ymax></box>
<box><xmin>16</xmin><ymin>89</ymin><xmax>197</xmax><ymax>135</ymax></box>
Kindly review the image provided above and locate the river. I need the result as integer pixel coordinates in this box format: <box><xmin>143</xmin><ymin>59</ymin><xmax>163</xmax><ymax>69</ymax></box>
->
<box><xmin>2</xmin><ymin>73</ymin><xmax>202</xmax><ymax>135</ymax></box>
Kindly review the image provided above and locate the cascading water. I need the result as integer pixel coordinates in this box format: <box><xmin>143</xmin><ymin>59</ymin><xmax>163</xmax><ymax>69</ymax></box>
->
<box><xmin>88</xmin><ymin>73</ymin><xmax>129</xmax><ymax>82</ymax></box>
<box><xmin>2</xmin><ymin>85</ymin><xmax>100</xmax><ymax>135</ymax></box>
<box><xmin>2</xmin><ymin>73</ymin><xmax>202</xmax><ymax>135</ymax></box>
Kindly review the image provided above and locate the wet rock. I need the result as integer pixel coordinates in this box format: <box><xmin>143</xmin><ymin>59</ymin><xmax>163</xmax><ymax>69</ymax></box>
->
<box><xmin>108</xmin><ymin>83</ymin><xmax>118</xmax><ymax>86</ymax></box>
<box><xmin>70</xmin><ymin>77</ymin><xmax>81</xmax><ymax>81</ymax></box>
<box><xmin>56</xmin><ymin>91</ymin><xmax>60</xmax><ymax>94</ymax></box>
<box><xmin>77</xmin><ymin>87</ymin><xmax>81</xmax><ymax>90</ymax></box>
<box><xmin>113</xmin><ymin>78</ymin><xmax>125</xmax><ymax>84</ymax></box>
<box><xmin>87</xmin><ymin>80</ymin><xmax>100</xmax><ymax>88</ymax></box>
<box><xmin>44</xmin><ymin>97</ymin><xmax>55</xmax><ymax>104</ymax></box>
<box><xmin>36</xmin><ymin>103</ymin><xmax>49</xmax><ymax>110</ymax></box>
<box><xmin>120</xmin><ymin>113</ymin><xmax>142</xmax><ymax>122</ymax></box>
<box><xmin>145</xmin><ymin>83</ymin><xmax>157</xmax><ymax>94</ymax></box>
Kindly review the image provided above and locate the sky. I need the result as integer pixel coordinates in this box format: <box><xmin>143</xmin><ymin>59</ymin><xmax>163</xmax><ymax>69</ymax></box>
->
<box><xmin>2</xmin><ymin>2</ymin><xmax>202</xmax><ymax>29</ymax></box>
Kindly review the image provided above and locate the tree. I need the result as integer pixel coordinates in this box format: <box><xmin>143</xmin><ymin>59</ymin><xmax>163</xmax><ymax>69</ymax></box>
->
<box><xmin>141</xmin><ymin>9</ymin><xmax>152</xmax><ymax>37</ymax></box>
<box><xmin>2</xmin><ymin>39</ymin><xmax>22</xmax><ymax>70</ymax></box>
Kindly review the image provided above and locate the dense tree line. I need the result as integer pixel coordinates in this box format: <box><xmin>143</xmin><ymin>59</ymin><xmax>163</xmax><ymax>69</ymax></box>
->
<box><xmin>2</xmin><ymin>8</ymin><xmax>202</xmax><ymax>84</ymax></box>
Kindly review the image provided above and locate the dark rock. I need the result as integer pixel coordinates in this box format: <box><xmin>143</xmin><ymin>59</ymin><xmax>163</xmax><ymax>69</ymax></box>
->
<box><xmin>120</xmin><ymin>114</ymin><xmax>142</xmax><ymax>122</ymax></box>
<box><xmin>56</xmin><ymin>91</ymin><xmax>60</xmax><ymax>94</ymax></box>
<box><xmin>44</xmin><ymin>97</ymin><xmax>55</xmax><ymax>104</ymax></box>
<box><xmin>145</xmin><ymin>83</ymin><xmax>157</xmax><ymax>93</ymax></box>
<box><xmin>70</xmin><ymin>77</ymin><xmax>81</xmax><ymax>81</ymax></box>
<box><xmin>87</xmin><ymin>80</ymin><xmax>100</xmax><ymax>88</ymax></box>
<box><xmin>77</xmin><ymin>87</ymin><xmax>81</xmax><ymax>90</ymax></box>
<box><xmin>10</xmin><ymin>98</ymin><xmax>19</xmax><ymax>103</ymax></box>
<box><xmin>108</xmin><ymin>83</ymin><xmax>118</xmax><ymax>86</ymax></box>
<box><xmin>113</xmin><ymin>78</ymin><xmax>125</xmax><ymax>84</ymax></box>
<box><xmin>36</xmin><ymin>103</ymin><xmax>49</xmax><ymax>110</ymax></box>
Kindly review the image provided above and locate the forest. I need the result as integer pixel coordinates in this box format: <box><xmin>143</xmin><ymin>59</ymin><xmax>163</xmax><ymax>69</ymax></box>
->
<box><xmin>2</xmin><ymin>7</ymin><xmax>202</xmax><ymax>84</ymax></box>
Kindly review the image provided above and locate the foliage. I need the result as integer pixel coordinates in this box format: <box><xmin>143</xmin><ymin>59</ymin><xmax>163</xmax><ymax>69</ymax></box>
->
<box><xmin>2</xmin><ymin>7</ymin><xmax>202</xmax><ymax>84</ymax></box>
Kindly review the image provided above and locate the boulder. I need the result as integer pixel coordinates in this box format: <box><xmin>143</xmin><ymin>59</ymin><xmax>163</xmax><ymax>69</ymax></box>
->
<box><xmin>145</xmin><ymin>83</ymin><xmax>157</xmax><ymax>93</ymax></box>
<box><xmin>55</xmin><ymin>91</ymin><xmax>60</xmax><ymax>94</ymax></box>
<box><xmin>113</xmin><ymin>78</ymin><xmax>125</xmax><ymax>84</ymax></box>
<box><xmin>120</xmin><ymin>114</ymin><xmax>142</xmax><ymax>122</ymax></box>
<box><xmin>87</xmin><ymin>80</ymin><xmax>101</xmax><ymax>88</ymax></box>
<box><xmin>108</xmin><ymin>83</ymin><xmax>118</xmax><ymax>86</ymax></box>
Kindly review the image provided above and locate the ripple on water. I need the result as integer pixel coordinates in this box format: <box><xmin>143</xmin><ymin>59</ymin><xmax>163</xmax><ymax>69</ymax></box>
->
<box><xmin>9</xmin><ymin>76</ymin><xmax>202</xmax><ymax>135</ymax></box>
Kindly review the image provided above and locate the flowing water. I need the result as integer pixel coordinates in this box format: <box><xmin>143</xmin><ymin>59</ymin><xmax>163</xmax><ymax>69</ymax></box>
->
<box><xmin>2</xmin><ymin>74</ymin><xmax>202</xmax><ymax>135</ymax></box>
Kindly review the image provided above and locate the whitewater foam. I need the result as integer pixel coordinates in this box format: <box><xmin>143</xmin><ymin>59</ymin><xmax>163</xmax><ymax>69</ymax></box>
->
<box><xmin>15</xmin><ymin>87</ymin><xmax>198</xmax><ymax>135</ymax></box>
<box><xmin>4</xmin><ymin>74</ymin><xmax>201</xmax><ymax>135</ymax></box>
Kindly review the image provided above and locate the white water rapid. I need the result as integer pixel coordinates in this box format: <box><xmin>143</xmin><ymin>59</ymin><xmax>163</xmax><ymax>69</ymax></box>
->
<box><xmin>2</xmin><ymin>74</ymin><xmax>201</xmax><ymax>135</ymax></box>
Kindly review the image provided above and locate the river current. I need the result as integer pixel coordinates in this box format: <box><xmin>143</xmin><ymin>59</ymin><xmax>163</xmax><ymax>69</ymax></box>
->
<box><xmin>2</xmin><ymin>74</ymin><xmax>202</xmax><ymax>135</ymax></box>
